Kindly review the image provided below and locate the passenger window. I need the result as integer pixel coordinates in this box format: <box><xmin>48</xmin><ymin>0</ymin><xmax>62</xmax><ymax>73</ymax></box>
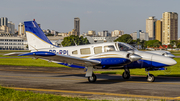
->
<box><xmin>104</xmin><ymin>45</ymin><xmax>115</xmax><ymax>52</ymax></box>
<box><xmin>94</xmin><ymin>46</ymin><xmax>102</xmax><ymax>54</ymax></box>
<box><xmin>72</xmin><ymin>50</ymin><xmax>78</xmax><ymax>54</ymax></box>
<box><xmin>80</xmin><ymin>48</ymin><xmax>91</xmax><ymax>55</ymax></box>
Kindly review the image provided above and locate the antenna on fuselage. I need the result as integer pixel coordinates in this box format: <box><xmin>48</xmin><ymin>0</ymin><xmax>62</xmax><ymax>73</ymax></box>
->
<box><xmin>73</xmin><ymin>39</ymin><xmax>77</xmax><ymax>46</ymax></box>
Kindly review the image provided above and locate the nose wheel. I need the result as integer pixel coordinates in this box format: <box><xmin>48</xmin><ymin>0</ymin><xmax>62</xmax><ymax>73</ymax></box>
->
<box><xmin>88</xmin><ymin>73</ymin><xmax>97</xmax><ymax>83</ymax></box>
<box><xmin>147</xmin><ymin>74</ymin><xmax>155</xmax><ymax>82</ymax></box>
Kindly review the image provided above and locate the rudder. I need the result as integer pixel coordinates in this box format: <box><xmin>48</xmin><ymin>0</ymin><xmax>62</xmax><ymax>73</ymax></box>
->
<box><xmin>24</xmin><ymin>20</ymin><xmax>57</xmax><ymax>51</ymax></box>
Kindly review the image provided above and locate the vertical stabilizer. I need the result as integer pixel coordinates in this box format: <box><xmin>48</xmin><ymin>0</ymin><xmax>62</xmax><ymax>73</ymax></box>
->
<box><xmin>24</xmin><ymin>21</ymin><xmax>57</xmax><ymax>51</ymax></box>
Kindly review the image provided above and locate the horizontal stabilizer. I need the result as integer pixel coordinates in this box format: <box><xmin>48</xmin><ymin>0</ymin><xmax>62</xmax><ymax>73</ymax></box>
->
<box><xmin>4</xmin><ymin>52</ymin><xmax>29</xmax><ymax>56</ymax></box>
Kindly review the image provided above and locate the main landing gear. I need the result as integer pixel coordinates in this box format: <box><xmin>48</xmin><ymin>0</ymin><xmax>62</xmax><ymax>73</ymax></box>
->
<box><xmin>147</xmin><ymin>72</ymin><xmax>155</xmax><ymax>82</ymax></box>
<box><xmin>88</xmin><ymin>73</ymin><xmax>97</xmax><ymax>83</ymax></box>
<box><xmin>85</xmin><ymin>66</ymin><xmax>97</xmax><ymax>83</ymax></box>
<box><xmin>122</xmin><ymin>69</ymin><xmax>130</xmax><ymax>79</ymax></box>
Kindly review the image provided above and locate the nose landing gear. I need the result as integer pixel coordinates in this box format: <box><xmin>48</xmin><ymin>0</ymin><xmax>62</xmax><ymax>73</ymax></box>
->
<box><xmin>122</xmin><ymin>71</ymin><xmax>130</xmax><ymax>79</ymax></box>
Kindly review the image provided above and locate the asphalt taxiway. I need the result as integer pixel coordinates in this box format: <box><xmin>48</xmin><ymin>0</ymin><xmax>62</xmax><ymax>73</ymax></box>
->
<box><xmin>0</xmin><ymin>65</ymin><xmax>180</xmax><ymax>100</ymax></box>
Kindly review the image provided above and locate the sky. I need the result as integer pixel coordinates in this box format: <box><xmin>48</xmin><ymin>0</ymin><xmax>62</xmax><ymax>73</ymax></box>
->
<box><xmin>1</xmin><ymin>0</ymin><xmax>180</xmax><ymax>37</ymax></box>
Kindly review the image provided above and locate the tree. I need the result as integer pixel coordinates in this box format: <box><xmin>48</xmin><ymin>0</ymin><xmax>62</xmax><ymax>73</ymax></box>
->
<box><xmin>176</xmin><ymin>41</ymin><xmax>180</xmax><ymax>48</ymax></box>
<box><xmin>61</xmin><ymin>35</ymin><xmax>90</xmax><ymax>46</ymax></box>
<box><xmin>145</xmin><ymin>40</ymin><xmax>161</xmax><ymax>48</ymax></box>
<box><xmin>170</xmin><ymin>40</ymin><xmax>178</xmax><ymax>48</ymax></box>
<box><xmin>114</xmin><ymin>34</ymin><xmax>133</xmax><ymax>44</ymax></box>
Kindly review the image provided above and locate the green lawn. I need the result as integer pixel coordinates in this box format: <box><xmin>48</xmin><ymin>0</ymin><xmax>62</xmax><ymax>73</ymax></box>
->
<box><xmin>0</xmin><ymin>86</ymin><xmax>105</xmax><ymax>101</ymax></box>
<box><xmin>0</xmin><ymin>58</ymin><xmax>68</xmax><ymax>68</ymax></box>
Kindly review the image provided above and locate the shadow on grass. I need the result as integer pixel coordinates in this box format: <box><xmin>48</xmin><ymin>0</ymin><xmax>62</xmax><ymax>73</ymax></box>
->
<box><xmin>158</xmin><ymin>74</ymin><xmax>180</xmax><ymax>77</ymax></box>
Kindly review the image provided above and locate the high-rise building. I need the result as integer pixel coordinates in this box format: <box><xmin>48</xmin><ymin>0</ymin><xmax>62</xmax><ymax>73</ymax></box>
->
<box><xmin>146</xmin><ymin>16</ymin><xmax>157</xmax><ymax>40</ymax></box>
<box><xmin>18</xmin><ymin>23</ymin><xmax>25</xmax><ymax>37</ymax></box>
<box><xmin>162</xmin><ymin>12</ymin><xmax>178</xmax><ymax>45</ymax></box>
<box><xmin>4</xmin><ymin>17</ymin><xmax>8</xmax><ymax>26</ymax></box>
<box><xmin>137</xmin><ymin>30</ymin><xmax>142</xmax><ymax>39</ymax></box>
<box><xmin>140</xmin><ymin>32</ymin><xmax>149</xmax><ymax>41</ymax></box>
<box><xmin>1</xmin><ymin>17</ymin><xmax>4</xmax><ymax>26</ymax></box>
<box><xmin>155</xmin><ymin>20</ymin><xmax>162</xmax><ymax>42</ymax></box>
<box><xmin>0</xmin><ymin>17</ymin><xmax>8</xmax><ymax>26</ymax></box>
<box><xmin>74</xmin><ymin>17</ymin><xmax>80</xmax><ymax>36</ymax></box>
<box><xmin>8</xmin><ymin>21</ymin><xmax>15</xmax><ymax>34</ymax></box>
<box><xmin>131</xmin><ymin>31</ymin><xmax>149</xmax><ymax>41</ymax></box>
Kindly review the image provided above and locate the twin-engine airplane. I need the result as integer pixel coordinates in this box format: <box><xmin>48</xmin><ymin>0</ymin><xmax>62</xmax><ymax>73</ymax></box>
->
<box><xmin>5</xmin><ymin>20</ymin><xmax>177</xmax><ymax>83</ymax></box>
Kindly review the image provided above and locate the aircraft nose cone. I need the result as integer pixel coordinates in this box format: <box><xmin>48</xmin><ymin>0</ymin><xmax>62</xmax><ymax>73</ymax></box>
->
<box><xmin>169</xmin><ymin>58</ymin><xmax>177</xmax><ymax>65</ymax></box>
<box><xmin>129</xmin><ymin>54</ymin><xmax>142</xmax><ymax>62</ymax></box>
<box><xmin>152</xmin><ymin>55</ymin><xmax>177</xmax><ymax>67</ymax></box>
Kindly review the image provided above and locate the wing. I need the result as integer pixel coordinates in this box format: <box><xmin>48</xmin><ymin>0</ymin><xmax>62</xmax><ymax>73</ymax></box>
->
<box><xmin>9</xmin><ymin>51</ymin><xmax>101</xmax><ymax>66</ymax></box>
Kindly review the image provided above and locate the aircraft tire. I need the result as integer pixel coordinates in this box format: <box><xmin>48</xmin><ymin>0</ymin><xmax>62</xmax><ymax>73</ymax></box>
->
<box><xmin>122</xmin><ymin>71</ymin><xmax>130</xmax><ymax>79</ymax></box>
<box><xmin>147</xmin><ymin>74</ymin><xmax>155</xmax><ymax>82</ymax></box>
<box><xmin>88</xmin><ymin>73</ymin><xmax>97</xmax><ymax>83</ymax></box>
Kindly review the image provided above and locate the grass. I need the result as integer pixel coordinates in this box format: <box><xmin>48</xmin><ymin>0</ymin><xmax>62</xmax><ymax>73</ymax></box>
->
<box><xmin>0</xmin><ymin>58</ymin><xmax>68</xmax><ymax>68</ymax></box>
<box><xmin>0</xmin><ymin>86</ymin><xmax>105</xmax><ymax>101</ymax></box>
<box><xmin>0</xmin><ymin>50</ymin><xmax>69</xmax><ymax>67</ymax></box>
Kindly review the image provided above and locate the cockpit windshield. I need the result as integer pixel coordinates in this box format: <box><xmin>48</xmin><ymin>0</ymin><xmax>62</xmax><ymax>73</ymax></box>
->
<box><xmin>118</xmin><ymin>43</ymin><xmax>137</xmax><ymax>51</ymax></box>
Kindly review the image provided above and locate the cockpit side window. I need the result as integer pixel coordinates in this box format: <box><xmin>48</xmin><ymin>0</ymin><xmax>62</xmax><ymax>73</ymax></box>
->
<box><xmin>118</xmin><ymin>43</ymin><xmax>132</xmax><ymax>51</ymax></box>
<box><xmin>104</xmin><ymin>45</ymin><xmax>115</xmax><ymax>52</ymax></box>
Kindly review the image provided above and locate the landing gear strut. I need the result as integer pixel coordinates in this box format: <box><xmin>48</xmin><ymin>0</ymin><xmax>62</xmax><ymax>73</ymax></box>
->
<box><xmin>147</xmin><ymin>72</ymin><xmax>155</xmax><ymax>82</ymax></box>
<box><xmin>122</xmin><ymin>69</ymin><xmax>130</xmax><ymax>79</ymax></box>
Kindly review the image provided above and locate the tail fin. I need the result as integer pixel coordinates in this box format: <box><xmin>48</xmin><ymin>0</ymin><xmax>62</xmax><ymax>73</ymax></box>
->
<box><xmin>24</xmin><ymin>21</ymin><xmax>58</xmax><ymax>51</ymax></box>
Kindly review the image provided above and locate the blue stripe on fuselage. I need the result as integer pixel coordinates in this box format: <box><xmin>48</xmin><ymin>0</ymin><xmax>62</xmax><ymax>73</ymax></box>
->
<box><xmin>91</xmin><ymin>58</ymin><xmax>130</xmax><ymax>66</ymax></box>
<box><xmin>58</xmin><ymin>58</ymin><xmax>170</xmax><ymax>69</ymax></box>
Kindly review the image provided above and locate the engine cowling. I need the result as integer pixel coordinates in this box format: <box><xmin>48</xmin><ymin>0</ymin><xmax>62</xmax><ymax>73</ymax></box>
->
<box><xmin>127</xmin><ymin>53</ymin><xmax>142</xmax><ymax>62</ymax></box>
